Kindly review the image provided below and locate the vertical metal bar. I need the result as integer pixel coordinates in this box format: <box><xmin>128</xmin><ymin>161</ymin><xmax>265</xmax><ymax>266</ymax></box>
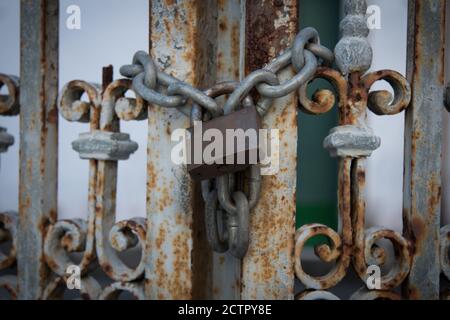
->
<box><xmin>18</xmin><ymin>0</ymin><xmax>59</xmax><ymax>299</ymax></box>
<box><xmin>241</xmin><ymin>0</ymin><xmax>298</xmax><ymax>300</ymax></box>
<box><xmin>442</xmin><ymin>1</ymin><xmax>450</xmax><ymax>227</ymax></box>
<box><xmin>211</xmin><ymin>0</ymin><xmax>243</xmax><ymax>300</ymax></box>
<box><xmin>403</xmin><ymin>0</ymin><xmax>446</xmax><ymax>300</ymax></box>
<box><xmin>440</xmin><ymin>0</ymin><xmax>450</xmax><ymax>298</ymax></box>
<box><xmin>145</xmin><ymin>0</ymin><xmax>217</xmax><ymax>299</ymax></box>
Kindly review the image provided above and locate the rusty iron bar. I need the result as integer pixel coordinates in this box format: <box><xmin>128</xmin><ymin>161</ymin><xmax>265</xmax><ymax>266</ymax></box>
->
<box><xmin>145</xmin><ymin>0</ymin><xmax>218</xmax><ymax>299</ymax></box>
<box><xmin>17</xmin><ymin>0</ymin><xmax>59</xmax><ymax>299</ymax></box>
<box><xmin>240</xmin><ymin>0</ymin><xmax>298</xmax><ymax>300</ymax></box>
<box><xmin>211</xmin><ymin>0</ymin><xmax>243</xmax><ymax>300</ymax></box>
<box><xmin>442</xmin><ymin>0</ymin><xmax>450</xmax><ymax>296</ymax></box>
<box><xmin>403</xmin><ymin>0</ymin><xmax>446</xmax><ymax>300</ymax></box>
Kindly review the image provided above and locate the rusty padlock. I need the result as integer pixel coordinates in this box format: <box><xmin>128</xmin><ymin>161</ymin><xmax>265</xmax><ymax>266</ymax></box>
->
<box><xmin>186</xmin><ymin>83</ymin><xmax>261</xmax><ymax>181</ymax></box>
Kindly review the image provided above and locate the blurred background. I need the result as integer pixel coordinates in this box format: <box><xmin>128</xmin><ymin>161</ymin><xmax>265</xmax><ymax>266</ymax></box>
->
<box><xmin>1</xmin><ymin>0</ymin><xmax>449</xmax><ymax>232</ymax></box>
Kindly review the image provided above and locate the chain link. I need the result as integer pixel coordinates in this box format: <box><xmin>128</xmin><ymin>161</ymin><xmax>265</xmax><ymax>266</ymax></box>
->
<box><xmin>121</xmin><ymin>27</ymin><xmax>334</xmax><ymax>258</ymax></box>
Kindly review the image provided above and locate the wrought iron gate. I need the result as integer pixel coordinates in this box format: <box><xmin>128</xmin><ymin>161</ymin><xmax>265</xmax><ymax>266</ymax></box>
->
<box><xmin>0</xmin><ymin>0</ymin><xmax>449</xmax><ymax>300</ymax></box>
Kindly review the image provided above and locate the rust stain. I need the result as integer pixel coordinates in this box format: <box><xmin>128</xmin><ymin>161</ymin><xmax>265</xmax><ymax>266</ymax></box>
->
<box><xmin>102</xmin><ymin>263</ymin><xmax>113</xmax><ymax>276</ymax></box>
<box><xmin>27</xmin><ymin>159</ymin><xmax>32</xmax><ymax>178</ymax></box>
<box><xmin>147</xmin><ymin>162</ymin><xmax>157</xmax><ymax>189</ymax></box>
<box><xmin>158</xmin><ymin>186</ymin><xmax>173</xmax><ymax>211</ymax></box>
<box><xmin>164</xmin><ymin>0</ymin><xmax>176</xmax><ymax>7</ymax></box>
<box><xmin>245</xmin><ymin>0</ymin><xmax>295</xmax><ymax>74</ymax></box>
<box><xmin>45</xmin><ymin>258</ymin><xmax>58</xmax><ymax>273</ymax></box>
<box><xmin>217</xmin><ymin>0</ymin><xmax>226</xmax><ymax>11</ymax></box>
<box><xmin>47</xmin><ymin>107</ymin><xmax>58</xmax><ymax>124</ymax></box>
<box><xmin>167</xmin><ymin>231</ymin><xmax>191</xmax><ymax>299</ymax></box>
<box><xmin>155</xmin><ymin>224</ymin><xmax>166</xmax><ymax>251</ymax></box>
<box><xmin>219</xmin><ymin>20</ymin><xmax>227</xmax><ymax>32</ymax></box>
<box><xmin>427</xmin><ymin>176</ymin><xmax>441</xmax><ymax>213</ymax></box>
<box><xmin>438</xmin><ymin>38</ymin><xmax>445</xmax><ymax>86</ymax></box>
<box><xmin>147</xmin><ymin>0</ymin><xmax>217</xmax><ymax>300</ymax></box>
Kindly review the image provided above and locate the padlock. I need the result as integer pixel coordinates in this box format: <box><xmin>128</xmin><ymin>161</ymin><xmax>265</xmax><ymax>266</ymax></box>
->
<box><xmin>186</xmin><ymin>105</ymin><xmax>261</xmax><ymax>181</ymax></box>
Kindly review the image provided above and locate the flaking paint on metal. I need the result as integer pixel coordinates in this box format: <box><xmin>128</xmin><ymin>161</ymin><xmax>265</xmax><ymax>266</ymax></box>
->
<box><xmin>212</xmin><ymin>0</ymin><xmax>243</xmax><ymax>300</ymax></box>
<box><xmin>146</xmin><ymin>0</ymin><xmax>217</xmax><ymax>299</ymax></box>
<box><xmin>403</xmin><ymin>0</ymin><xmax>445</xmax><ymax>300</ymax></box>
<box><xmin>18</xmin><ymin>0</ymin><xmax>59</xmax><ymax>300</ymax></box>
<box><xmin>241</xmin><ymin>0</ymin><xmax>297</xmax><ymax>300</ymax></box>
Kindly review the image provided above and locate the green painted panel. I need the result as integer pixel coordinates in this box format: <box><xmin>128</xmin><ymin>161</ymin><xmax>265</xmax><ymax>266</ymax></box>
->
<box><xmin>296</xmin><ymin>0</ymin><xmax>340</xmax><ymax>240</ymax></box>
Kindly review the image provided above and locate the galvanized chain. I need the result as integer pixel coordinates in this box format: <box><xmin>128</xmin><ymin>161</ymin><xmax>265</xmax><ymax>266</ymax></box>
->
<box><xmin>120</xmin><ymin>27</ymin><xmax>333</xmax><ymax>119</ymax></box>
<box><xmin>120</xmin><ymin>27</ymin><xmax>334</xmax><ymax>258</ymax></box>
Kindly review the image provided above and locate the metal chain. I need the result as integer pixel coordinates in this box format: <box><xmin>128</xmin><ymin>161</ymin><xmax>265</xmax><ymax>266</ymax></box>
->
<box><xmin>120</xmin><ymin>27</ymin><xmax>334</xmax><ymax>258</ymax></box>
<box><xmin>120</xmin><ymin>27</ymin><xmax>333</xmax><ymax>118</ymax></box>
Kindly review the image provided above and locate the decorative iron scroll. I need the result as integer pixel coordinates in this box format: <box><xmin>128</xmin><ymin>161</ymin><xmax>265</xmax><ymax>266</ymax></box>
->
<box><xmin>43</xmin><ymin>69</ymin><xmax>147</xmax><ymax>299</ymax></box>
<box><xmin>293</xmin><ymin>0</ymin><xmax>412</xmax><ymax>299</ymax></box>
<box><xmin>0</xmin><ymin>74</ymin><xmax>20</xmax><ymax>300</ymax></box>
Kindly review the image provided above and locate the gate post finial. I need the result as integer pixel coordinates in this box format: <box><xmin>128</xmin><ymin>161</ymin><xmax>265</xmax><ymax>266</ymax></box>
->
<box><xmin>335</xmin><ymin>0</ymin><xmax>372</xmax><ymax>75</ymax></box>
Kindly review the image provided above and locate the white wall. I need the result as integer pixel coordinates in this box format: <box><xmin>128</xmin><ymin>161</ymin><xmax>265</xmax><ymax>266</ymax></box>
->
<box><xmin>365</xmin><ymin>0</ymin><xmax>408</xmax><ymax>231</ymax></box>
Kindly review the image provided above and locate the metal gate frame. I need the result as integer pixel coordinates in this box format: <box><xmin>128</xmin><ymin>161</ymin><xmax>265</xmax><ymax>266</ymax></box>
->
<box><xmin>0</xmin><ymin>0</ymin><xmax>449</xmax><ymax>300</ymax></box>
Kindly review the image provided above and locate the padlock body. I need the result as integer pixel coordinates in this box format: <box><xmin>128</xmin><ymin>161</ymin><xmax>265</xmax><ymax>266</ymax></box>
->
<box><xmin>187</xmin><ymin>106</ymin><xmax>261</xmax><ymax>181</ymax></box>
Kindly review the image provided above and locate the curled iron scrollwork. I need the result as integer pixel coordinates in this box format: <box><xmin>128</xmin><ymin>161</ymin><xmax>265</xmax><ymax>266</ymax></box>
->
<box><xmin>45</xmin><ymin>77</ymin><xmax>146</xmax><ymax>297</ymax></box>
<box><xmin>294</xmin><ymin>0</ymin><xmax>412</xmax><ymax>295</ymax></box>
<box><xmin>0</xmin><ymin>74</ymin><xmax>20</xmax><ymax>116</ymax></box>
